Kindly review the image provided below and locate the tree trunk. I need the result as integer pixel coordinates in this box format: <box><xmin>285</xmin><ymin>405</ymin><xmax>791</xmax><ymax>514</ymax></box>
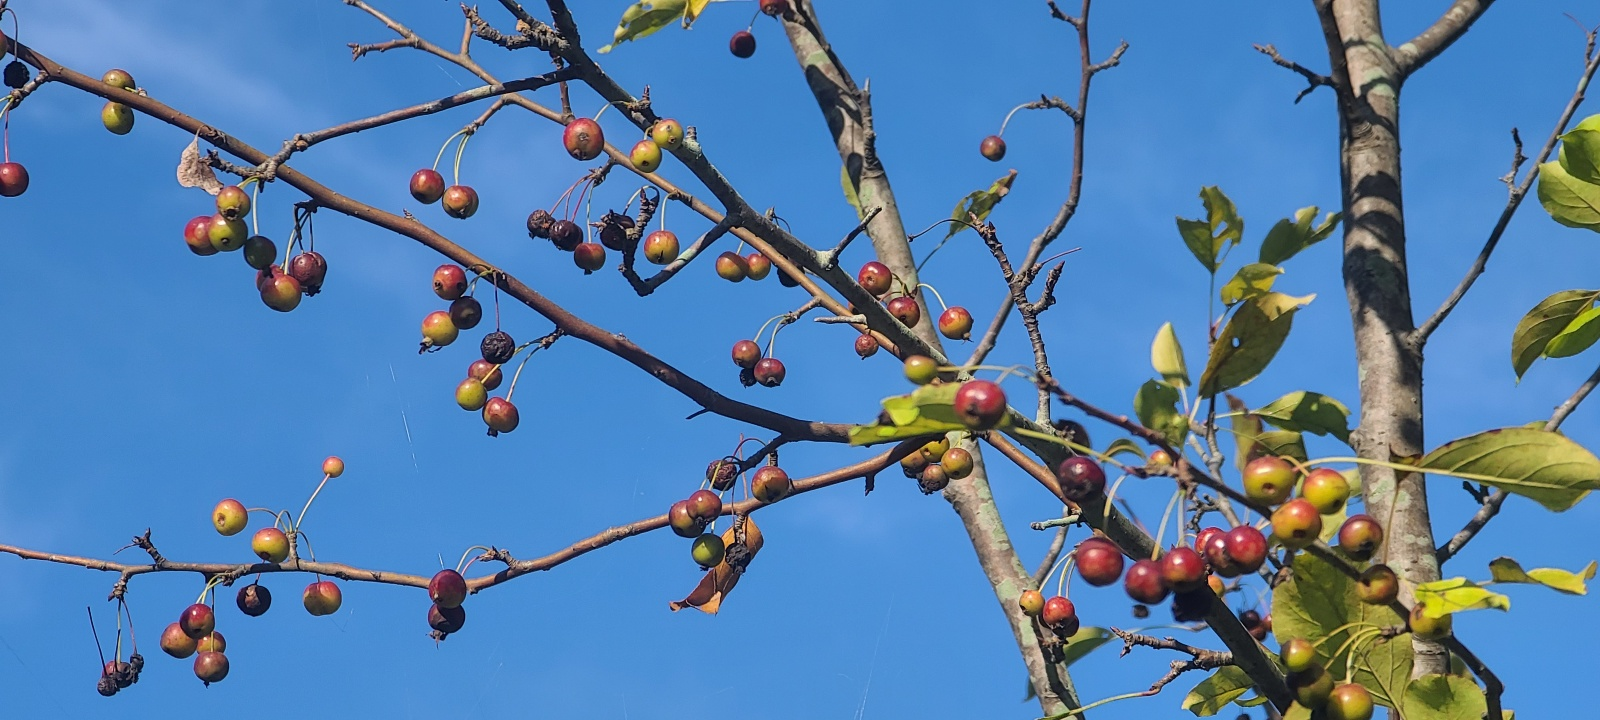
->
<box><xmin>780</xmin><ymin>2</ymin><xmax>1082</xmax><ymax>712</ymax></box>
<box><xmin>1320</xmin><ymin>0</ymin><xmax>1447</xmax><ymax>677</ymax></box>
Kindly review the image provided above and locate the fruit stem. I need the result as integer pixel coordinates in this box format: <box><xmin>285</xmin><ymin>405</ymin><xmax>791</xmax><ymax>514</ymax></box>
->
<box><xmin>917</xmin><ymin>282</ymin><xmax>949</xmax><ymax>312</ymax></box>
<box><xmin>1100</xmin><ymin>473</ymin><xmax>1131</xmax><ymax>526</ymax></box>
<box><xmin>296</xmin><ymin>531</ymin><xmax>319</xmax><ymax>562</ymax></box>
<box><xmin>1040</xmin><ymin>690</ymin><xmax>1156</xmax><ymax>720</ymax></box>
<box><xmin>1056</xmin><ymin>552</ymin><xmax>1077</xmax><ymax>598</ymax></box>
<box><xmin>1010</xmin><ymin>426</ymin><xmax>1126</xmax><ymax>470</ymax></box>
<box><xmin>997</xmin><ymin>101</ymin><xmax>1033</xmax><ymax>136</ymax></box>
<box><xmin>293</xmin><ymin>474</ymin><xmax>333</xmax><ymax>533</ymax></box>
<box><xmin>272</xmin><ymin>509</ymin><xmax>294</xmax><ymax>533</ymax></box>
<box><xmin>750</xmin><ymin>314</ymin><xmax>788</xmax><ymax>351</ymax></box>
<box><xmin>431</xmin><ymin>128</ymin><xmax>468</xmax><ymax>173</ymax></box>
<box><xmin>1040</xmin><ymin>546</ymin><xmax>1075</xmax><ymax>592</ymax></box>
<box><xmin>1037</xmin><ymin>247</ymin><xmax>1084</xmax><ymax>266</ymax></box>
<box><xmin>1326</xmin><ymin>627</ymin><xmax>1384</xmax><ymax>683</ymax></box>
<box><xmin>1150</xmin><ymin>488</ymin><xmax>1183</xmax><ymax>559</ymax></box>
<box><xmin>504</xmin><ymin>345</ymin><xmax>540</xmax><ymax>402</ymax></box>
<box><xmin>452</xmin><ymin>131</ymin><xmax>471</xmax><ymax>187</ymax></box>
<box><xmin>249</xmin><ymin>180</ymin><xmax>261</xmax><ymax>236</ymax></box>
<box><xmin>454</xmin><ymin>545</ymin><xmax>493</xmax><ymax>574</ymax></box>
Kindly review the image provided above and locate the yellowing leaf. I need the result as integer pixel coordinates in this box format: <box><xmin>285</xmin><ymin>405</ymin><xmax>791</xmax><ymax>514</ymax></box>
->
<box><xmin>670</xmin><ymin>516</ymin><xmax>763</xmax><ymax>614</ymax></box>
<box><xmin>944</xmin><ymin>170</ymin><xmax>1017</xmax><ymax>240</ymax></box>
<box><xmin>1401</xmin><ymin>674</ymin><xmax>1489</xmax><ymax>720</ymax></box>
<box><xmin>1198</xmin><ymin>292</ymin><xmax>1313</xmax><ymax>397</ymax></box>
<box><xmin>598</xmin><ymin>0</ymin><xmax>689</xmax><ymax>53</ymax></box>
<box><xmin>1182</xmin><ymin>666</ymin><xmax>1253</xmax><ymax>716</ymax></box>
<box><xmin>683</xmin><ymin>0</ymin><xmax>714</xmax><ymax>25</ymax></box>
<box><xmin>1418</xmin><ymin>427</ymin><xmax>1600</xmax><ymax>512</ymax></box>
<box><xmin>1219</xmin><ymin>263</ymin><xmax>1282</xmax><ymax>306</ymax></box>
<box><xmin>1151</xmin><ymin>322</ymin><xmax>1190</xmax><ymax>388</ymax></box>
<box><xmin>1536</xmin><ymin>160</ymin><xmax>1600</xmax><ymax>232</ymax></box>
<box><xmin>1253</xmin><ymin>391</ymin><xmax>1352</xmax><ymax>444</ymax></box>
<box><xmin>1103</xmin><ymin>437</ymin><xmax>1147</xmax><ymax>461</ymax></box>
<box><xmin>1258</xmin><ymin>206</ymin><xmax>1341</xmax><ymax>265</ymax></box>
<box><xmin>1545</xmin><ymin>304</ymin><xmax>1600</xmax><ymax>358</ymax></box>
<box><xmin>1510</xmin><ymin>289</ymin><xmax>1600</xmax><ymax>379</ymax></box>
<box><xmin>1175</xmin><ymin>186</ymin><xmax>1243</xmax><ymax>274</ymax></box>
<box><xmin>849</xmin><ymin>383</ymin><xmax>998</xmax><ymax>446</ymax></box>
<box><xmin>1134</xmin><ymin>379</ymin><xmax>1188</xmax><ymax>447</ymax></box>
<box><xmin>1488</xmin><ymin>557</ymin><xmax>1596</xmax><ymax>595</ymax></box>
<box><xmin>1414</xmin><ymin>577</ymin><xmax>1511</xmax><ymax>618</ymax></box>
<box><xmin>1559</xmin><ymin>127</ymin><xmax>1600</xmax><ymax>186</ymax></box>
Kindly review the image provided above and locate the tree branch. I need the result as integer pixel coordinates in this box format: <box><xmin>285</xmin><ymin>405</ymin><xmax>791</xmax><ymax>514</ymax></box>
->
<box><xmin>1438</xmin><ymin>355</ymin><xmax>1600</xmax><ymax>561</ymax></box>
<box><xmin>1253</xmin><ymin>43</ymin><xmax>1334</xmax><ymax>103</ymax></box>
<box><xmin>1392</xmin><ymin>0</ymin><xmax>1497</xmax><ymax>80</ymax></box>
<box><xmin>13</xmin><ymin>42</ymin><xmax>852</xmax><ymax>445</ymax></box>
<box><xmin>966</xmin><ymin>7</ymin><xmax>1124</xmax><ymax>368</ymax></box>
<box><xmin>1415</xmin><ymin>32</ymin><xmax>1600</xmax><ymax>345</ymax></box>
<box><xmin>0</xmin><ymin>447</ymin><xmax>906</xmax><ymax>599</ymax></box>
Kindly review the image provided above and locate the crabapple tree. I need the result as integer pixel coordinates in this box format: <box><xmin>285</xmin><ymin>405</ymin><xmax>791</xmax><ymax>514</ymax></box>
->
<box><xmin>3</xmin><ymin>1</ymin><xmax>1600</xmax><ymax>718</ymax></box>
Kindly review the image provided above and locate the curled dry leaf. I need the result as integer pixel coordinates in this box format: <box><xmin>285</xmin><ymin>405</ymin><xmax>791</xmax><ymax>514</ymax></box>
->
<box><xmin>176</xmin><ymin>134</ymin><xmax>224</xmax><ymax>196</ymax></box>
<box><xmin>669</xmin><ymin>516</ymin><xmax>764</xmax><ymax>614</ymax></box>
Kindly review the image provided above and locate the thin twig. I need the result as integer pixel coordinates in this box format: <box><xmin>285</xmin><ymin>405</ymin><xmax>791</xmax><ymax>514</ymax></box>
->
<box><xmin>1416</xmin><ymin>33</ymin><xmax>1600</xmax><ymax>345</ymax></box>
<box><xmin>1253</xmin><ymin>44</ymin><xmax>1334</xmax><ymax>103</ymax></box>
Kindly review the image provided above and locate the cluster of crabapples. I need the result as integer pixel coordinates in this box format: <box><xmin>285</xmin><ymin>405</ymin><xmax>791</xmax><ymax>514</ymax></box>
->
<box><xmin>418</xmin><ymin>264</ymin><xmax>522</xmax><ymax>436</ymax></box>
<box><xmin>156</xmin><ymin>457</ymin><xmax>346</xmax><ymax>687</ymax></box>
<box><xmin>181</xmin><ymin>185</ymin><xmax>328</xmax><ymax>313</ymax></box>
<box><xmin>858</xmin><ymin>260</ymin><xmax>974</xmax><ymax>339</ymax></box>
<box><xmin>0</xmin><ymin>63</ymin><xmax>151</xmax><ymax>197</ymax></box>
<box><xmin>899</xmin><ymin>435</ymin><xmax>976</xmax><ymax>494</ymax></box>
<box><xmin>667</xmin><ymin>458</ymin><xmax>790</xmax><ymax>568</ymax></box>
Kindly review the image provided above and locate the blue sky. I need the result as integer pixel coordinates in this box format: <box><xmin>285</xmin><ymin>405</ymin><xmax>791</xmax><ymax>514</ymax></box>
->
<box><xmin>2</xmin><ymin>0</ymin><xmax>1597</xmax><ymax>717</ymax></box>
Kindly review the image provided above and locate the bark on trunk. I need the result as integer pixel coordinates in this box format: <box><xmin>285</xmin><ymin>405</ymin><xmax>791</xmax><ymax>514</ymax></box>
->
<box><xmin>780</xmin><ymin>2</ymin><xmax>1081</xmax><ymax>712</ymax></box>
<box><xmin>1322</xmin><ymin>0</ymin><xmax>1447</xmax><ymax>677</ymax></box>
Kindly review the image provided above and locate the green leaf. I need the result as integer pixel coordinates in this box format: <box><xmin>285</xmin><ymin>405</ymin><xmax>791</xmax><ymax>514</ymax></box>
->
<box><xmin>1418</xmin><ymin>427</ymin><xmax>1600</xmax><ymax>511</ymax></box>
<box><xmin>1281</xmin><ymin>704</ymin><xmax>1313</xmax><ymax>720</ymax></box>
<box><xmin>1219</xmin><ymin>263</ymin><xmax>1283</xmax><ymax>306</ymax></box>
<box><xmin>1134</xmin><ymin>379</ymin><xmax>1189</xmax><ymax>447</ymax></box>
<box><xmin>1414</xmin><ymin>577</ymin><xmax>1511</xmax><ymax>618</ymax></box>
<box><xmin>1559</xmin><ymin>128</ymin><xmax>1600</xmax><ymax>185</ymax></box>
<box><xmin>1536</xmin><ymin>160</ymin><xmax>1600</xmax><ymax>232</ymax></box>
<box><xmin>1177</xmin><ymin>218</ymin><xmax>1220</xmax><ymax>273</ymax></box>
<box><xmin>1151</xmin><ymin>322</ymin><xmax>1190</xmax><ymax>388</ymax></box>
<box><xmin>1182</xmin><ymin>666</ymin><xmax>1254</xmax><ymax>716</ymax></box>
<box><xmin>1511</xmin><ymin>289</ymin><xmax>1600</xmax><ymax>378</ymax></box>
<box><xmin>1198</xmin><ymin>292</ymin><xmax>1314</xmax><ymax>398</ymax></box>
<box><xmin>1401</xmin><ymin>674</ymin><xmax>1489</xmax><ymax>720</ymax></box>
<box><xmin>1488</xmin><ymin>557</ymin><xmax>1596</xmax><ymax>595</ymax></box>
<box><xmin>848</xmin><ymin>384</ymin><xmax>981</xmax><ymax>446</ymax></box>
<box><xmin>841</xmin><ymin>165</ymin><xmax>863</xmax><ymax>219</ymax></box>
<box><xmin>1226</xmin><ymin>394</ymin><xmax>1264</xmax><ymax>472</ymax></box>
<box><xmin>1256</xmin><ymin>430</ymin><xmax>1307</xmax><ymax>463</ymax></box>
<box><xmin>944</xmin><ymin>170</ymin><xmax>1017</xmax><ymax>240</ymax></box>
<box><xmin>1174</xmin><ymin>186</ymin><xmax>1243</xmax><ymax>274</ymax></box>
<box><xmin>1103</xmin><ymin>437</ymin><xmax>1147</xmax><ymax>462</ymax></box>
<box><xmin>1060</xmin><ymin>626</ymin><xmax>1113</xmax><ymax>668</ymax></box>
<box><xmin>1258</xmin><ymin>206</ymin><xmax>1342</xmax><ymax>265</ymax></box>
<box><xmin>597</xmin><ymin>0</ymin><xmax>689</xmax><ymax>53</ymax></box>
<box><xmin>1253</xmin><ymin>391</ymin><xmax>1352</xmax><ymax>444</ymax></box>
<box><xmin>1545</xmin><ymin>305</ymin><xmax>1600</xmax><ymax>358</ymax></box>
<box><xmin>1272</xmin><ymin>552</ymin><xmax>1411</xmax><ymax>708</ymax></box>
